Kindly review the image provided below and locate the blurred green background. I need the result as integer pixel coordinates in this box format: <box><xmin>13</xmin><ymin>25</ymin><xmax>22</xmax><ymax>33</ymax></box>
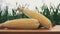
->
<box><xmin>0</xmin><ymin>3</ymin><xmax>60</xmax><ymax>25</ymax></box>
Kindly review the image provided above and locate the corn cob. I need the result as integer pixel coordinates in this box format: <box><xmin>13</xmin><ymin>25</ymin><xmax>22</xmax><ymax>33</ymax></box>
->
<box><xmin>23</xmin><ymin>9</ymin><xmax>52</xmax><ymax>29</ymax></box>
<box><xmin>1</xmin><ymin>18</ymin><xmax>40</xmax><ymax>29</ymax></box>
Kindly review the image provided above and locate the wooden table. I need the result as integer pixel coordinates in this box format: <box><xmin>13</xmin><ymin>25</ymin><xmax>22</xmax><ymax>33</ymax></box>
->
<box><xmin>0</xmin><ymin>25</ymin><xmax>60</xmax><ymax>34</ymax></box>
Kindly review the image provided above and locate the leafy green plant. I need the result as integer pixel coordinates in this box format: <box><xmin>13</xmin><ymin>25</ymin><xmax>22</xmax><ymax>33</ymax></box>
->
<box><xmin>35</xmin><ymin>5</ymin><xmax>54</xmax><ymax>25</ymax></box>
<box><xmin>36</xmin><ymin>3</ymin><xmax>60</xmax><ymax>25</ymax></box>
<box><xmin>0</xmin><ymin>10</ymin><xmax>2</xmax><ymax>23</ymax></box>
<box><xmin>0</xmin><ymin>6</ymin><xmax>8</xmax><ymax>23</ymax></box>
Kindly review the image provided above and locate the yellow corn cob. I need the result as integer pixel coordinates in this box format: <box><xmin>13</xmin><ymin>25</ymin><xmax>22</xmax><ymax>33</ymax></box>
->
<box><xmin>23</xmin><ymin>9</ymin><xmax>52</xmax><ymax>29</ymax></box>
<box><xmin>2</xmin><ymin>18</ymin><xmax>40</xmax><ymax>29</ymax></box>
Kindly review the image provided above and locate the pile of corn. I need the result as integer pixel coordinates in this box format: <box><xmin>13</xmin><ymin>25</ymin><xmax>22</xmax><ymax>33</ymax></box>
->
<box><xmin>0</xmin><ymin>8</ymin><xmax>52</xmax><ymax>29</ymax></box>
<box><xmin>23</xmin><ymin>9</ymin><xmax>52</xmax><ymax>29</ymax></box>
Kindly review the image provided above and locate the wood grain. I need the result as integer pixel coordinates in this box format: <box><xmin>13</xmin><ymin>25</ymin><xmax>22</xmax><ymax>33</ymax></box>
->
<box><xmin>0</xmin><ymin>25</ymin><xmax>60</xmax><ymax>32</ymax></box>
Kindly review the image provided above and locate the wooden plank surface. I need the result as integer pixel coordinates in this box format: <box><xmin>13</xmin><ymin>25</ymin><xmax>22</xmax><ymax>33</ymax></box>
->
<box><xmin>0</xmin><ymin>25</ymin><xmax>60</xmax><ymax>32</ymax></box>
